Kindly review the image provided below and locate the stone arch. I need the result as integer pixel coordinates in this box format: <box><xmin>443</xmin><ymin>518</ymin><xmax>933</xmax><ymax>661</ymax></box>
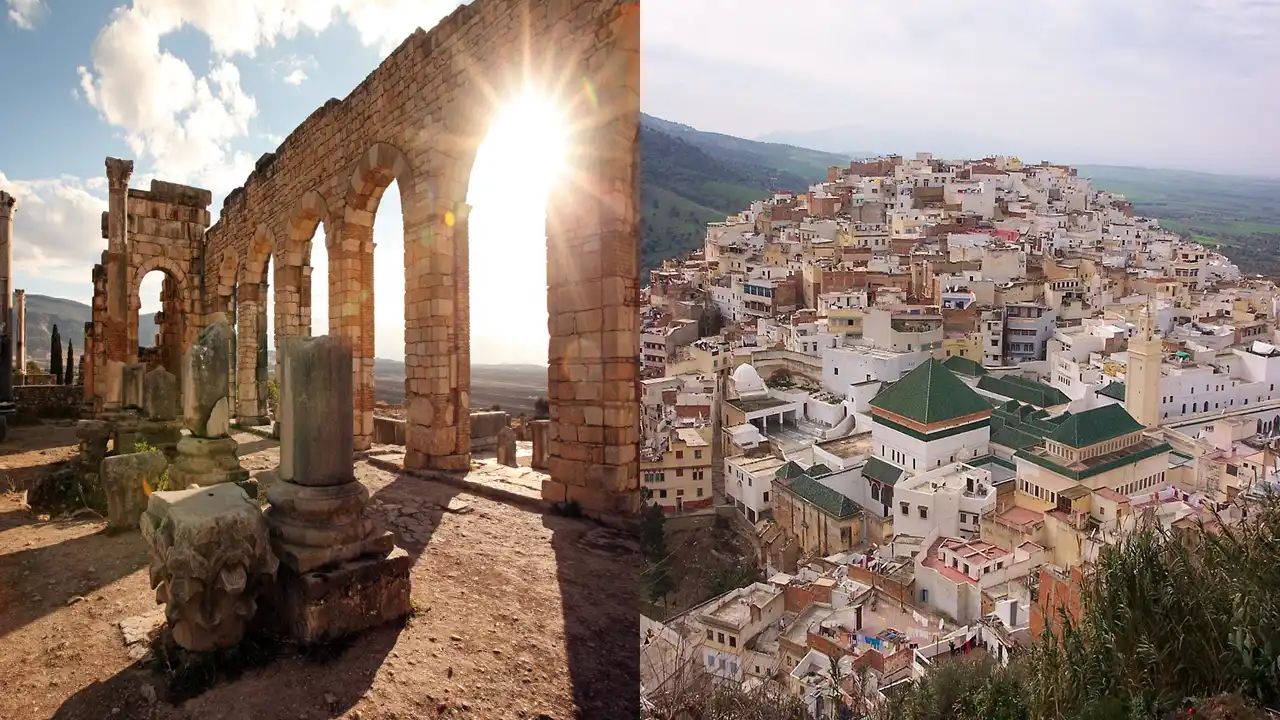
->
<box><xmin>129</xmin><ymin>255</ymin><xmax>193</xmax><ymax>378</ymax></box>
<box><xmin>338</xmin><ymin>143</ymin><xmax>414</xmax><ymax>448</ymax></box>
<box><xmin>194</xmin><ymin>0</ymin><xmax>640</xmax><ymax>515</ymax></box>
<box><xmin>233</xmin><ymin>225</ymin><xmax>278</xmax><ymax>425</ymax></box>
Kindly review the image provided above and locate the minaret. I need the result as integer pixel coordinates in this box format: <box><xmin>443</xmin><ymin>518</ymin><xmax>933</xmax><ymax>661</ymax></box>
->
<box><xmin>1125</xmin><ymin>295</ymin><xmax>1161</xmax><ymax>427</ymax></box>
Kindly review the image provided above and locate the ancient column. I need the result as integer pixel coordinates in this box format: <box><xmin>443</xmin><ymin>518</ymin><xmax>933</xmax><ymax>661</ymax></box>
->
<box><xmin>0</xmin><ymin>190</ymin><xmax>16</xmax><ymax>422</ymax></box>
<box><xmin>267</xmin><ymin>335</ymin><xmax>410</xmax><ymax>644</ymax></box>
<box><xmin>103</xmin><ymin>158</ymin><xmax>133</xmax><ymax>372</ymax></box>
<box><xmin>167</xmin><ymin>321</ymin><xmax>250</xmax><ymax>490</ymax></box>
<box><xmin>13</xmin><ymin>289</ymin><xmax>25</xmax><ymax>383</ymax></box>
<box><xmin>81</xmin><ymin>322</ymin><xmax>95</xmax><ymax>406</ymax></box>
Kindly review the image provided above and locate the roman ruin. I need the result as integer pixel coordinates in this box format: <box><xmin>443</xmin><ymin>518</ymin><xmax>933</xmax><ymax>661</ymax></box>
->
<box><xmin>75</xmin><ymin>0</ymin><xmax>640</xmax><ymax>517</ymax></box>
<box><xmin>1</xmin><ymin>190</ymin><xmax>16</xmax><ymax>434</ymax></box>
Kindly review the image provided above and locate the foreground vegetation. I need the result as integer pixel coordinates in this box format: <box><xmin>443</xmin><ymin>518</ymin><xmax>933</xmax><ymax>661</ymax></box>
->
<box><xmin>653</xmin><ymin>495</ymin><xmax>1280</xmax><ymax>719</ymax></box>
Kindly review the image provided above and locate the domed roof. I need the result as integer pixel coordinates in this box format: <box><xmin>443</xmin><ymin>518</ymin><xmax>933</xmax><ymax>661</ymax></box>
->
<box><xmin>732</xmin><ymin>363</ymin><xmax>766</xmax><ymax>394</ymax></box>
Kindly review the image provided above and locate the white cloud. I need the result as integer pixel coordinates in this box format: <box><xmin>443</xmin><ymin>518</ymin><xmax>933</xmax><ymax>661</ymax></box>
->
<box><xmin>76</xmin><ymin>0</ymin><xmax>466</xmax><ymax>195</ymax></box>
<box><xmin>0</xmin><ymin>172</ymin><xmax>108</xmax><ymax>298</ymax></box>
<box><xmin>6</xmin><ymin>0</ymin><xmax>46</xmax><ymax>29</ymax></box>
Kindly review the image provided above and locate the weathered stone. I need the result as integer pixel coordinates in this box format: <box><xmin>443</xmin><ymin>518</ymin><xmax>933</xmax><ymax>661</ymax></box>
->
<box><xmin>122</xmin><ymin>363</ymin><xmax>145</xmax><ymax>410</ymax></box>
<box><xmin>101</xmin><ymin>450</ymin><xmax>168</xmax><ymax>534</ymax></box>
<box><xmin>469</xmin><ymin>410</ymin><xmax>509</xmax><ymax>452</ymax></box>
<box><xmin>279</xmin><ymin>335</ymin><xmax>354</xmax><ymax>487</ymax></box>
<box><xmin>142</xmin><ymin>366</ymin><xmax>179</xmax><ymax>421</ymax></box>
<box><xmin>139</xmin><ymin>483</ymin><xmax>278</xmax><ymax>652</ymax></box>
<box><xmin>530</xmin><ymin>419</ymin><xmax>550</xmax><ymax>471</ymax></box>
<box><xmin>167</xmin><ymin>435</ymin><xmax>249</xmax><ymax>490</ymax></box>
<box><xmin>372</xmin><ymin>416</ymin><xmax>406</xmax><ymax>445</ymax></box>
<box><xmin>275</xmin><ymin>547</ymin><xmax>412</xmax><ymax>645</ymax></box>
<box><xmin>181</xmin><ymin>321</ymin><xmax>233</xmax><ymax>437</ymax></box>
<box><xmin>497</xmin><ymin>426</ymin><xmax>518</xmax><ymax>468</ymax></box>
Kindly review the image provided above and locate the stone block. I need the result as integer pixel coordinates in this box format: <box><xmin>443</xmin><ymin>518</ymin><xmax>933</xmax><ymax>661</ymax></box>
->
<box><xmin>468</xmin><ymin>410</ymin><xmax>509</xmax><ymax>440</ymax></box>
<box><xmin>496</xmin><ymin>426</ymin><xmax>518</xmax><ymax>467</ymax></box>
<box><xmin>372</xmin><ymin>416</ymin><xmax>406</xmax><ymax>445</ymax></box>
<box><xmin>122</xmin><ymin>363</ymin><xmax>146</xmax><ymax>410</ymax></box>
<box><xmin>181</xmin><ymin>322</ymin><xmax>233</xmax><ymax>437</ymax></box>
<box><xmin>530</xmin><ymin>419</ymin><xmax>550</xmax><ymax>471</ymax></box>
<box><xmin>139</xmin><ymin>484</ymin><xmax>279</xmax><ymax>652</ymax></box>
<box><xmin>273</xmin><ymin>547</ymin><xmax>412</xmax><ymax>645</ymax></box>
<box><xmin>102</xmin><ymin>450</ymin><xmax>168</xmax><ymax>534</ymax></box>
<box><xmin>279</xmin><ymin>335</ymin><xmax>354</xmax><ymax>487</ymax></box>
<box><xmin>142</xmin><ymin>366</ymin><xmax>179</xmax><ymax>421</ymax></box>
<box><xmin>167</xmin><ymin>435</ymin><xmax>249</xmax><ymax>490</ymax></box>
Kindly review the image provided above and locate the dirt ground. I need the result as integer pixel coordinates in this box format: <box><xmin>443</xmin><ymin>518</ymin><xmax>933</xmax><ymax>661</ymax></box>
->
<box><xmin>0</xmin><ymin>422</ymin><xmax>640</xmax><ymax>720</ymax></box>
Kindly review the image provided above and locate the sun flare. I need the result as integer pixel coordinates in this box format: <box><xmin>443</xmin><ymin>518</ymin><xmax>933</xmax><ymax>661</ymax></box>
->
<box><xmin>466</xmin><ymin>88</ymin><xmax>569</xmax><ymax>366</ymax></box>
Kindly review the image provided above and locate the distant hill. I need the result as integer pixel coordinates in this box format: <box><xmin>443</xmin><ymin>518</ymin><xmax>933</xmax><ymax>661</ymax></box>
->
<box><xmin>17</xmin><ymin>294</ymin><xmax>157</xmax><ymax>367</ymax></box>
<box><xmin>640</xmin><ymin>113</ymin><xmax>852</xmax><ymax>271</ymax></box>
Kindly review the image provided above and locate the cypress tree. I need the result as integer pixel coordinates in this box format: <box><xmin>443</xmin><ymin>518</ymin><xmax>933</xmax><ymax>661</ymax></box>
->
<box><xmin>49</xmin><ymin>325</ymin><xmax>62</xmax><ymax>378</ymax></box>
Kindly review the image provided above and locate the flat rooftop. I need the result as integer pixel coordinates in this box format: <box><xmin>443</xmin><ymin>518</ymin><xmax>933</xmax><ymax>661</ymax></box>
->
<box><xmin>702</xmin><ymin>584</ymin><xmax>782</xmax><ymax>628</ymax></box>
<box><xmin>725</xmin><ymin>396</ymin><xmax>793</xmax><ymax>414</ymax></box>
<box><xmin>816</xmin><ymin>432</ymin><xmax>874</xmax><ymax>460</ymax></box>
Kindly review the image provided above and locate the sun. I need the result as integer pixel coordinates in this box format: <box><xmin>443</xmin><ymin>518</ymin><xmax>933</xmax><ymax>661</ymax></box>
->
<box><xmin>466</xmin><ymin>88</ymin><xmax>569</xmax><ymax>366</ymax></box>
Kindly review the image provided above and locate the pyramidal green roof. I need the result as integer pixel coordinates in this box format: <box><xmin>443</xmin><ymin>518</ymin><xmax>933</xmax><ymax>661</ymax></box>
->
<box><xmin>1047</xmin><ymin>403</ymin><xmax>1144</xmax><ymax>449</ymax></box>
<box><xmin>870</xmin><ymin>358</ymin><xmax>992</xmax><ymax>425</ymax></box>
<box><xmin>786</xmin><ymin>475</ymin><xmax>861</xmax><ymax>519</ymax></box>
<box><xmin>942</xmin><ymin>355</ymin><xmax>988</xmax><ymax>377</ymax></box>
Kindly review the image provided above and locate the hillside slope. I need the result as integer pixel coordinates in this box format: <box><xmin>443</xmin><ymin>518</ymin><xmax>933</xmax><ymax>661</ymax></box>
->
<box><xmin>17</xmin><ymin>294</ymin><xmax>157</xmax><ymax>366</ymax></box>
<box><xmin>640</xmin><ymin>114</ymin><xmax>850</xmax><ymax>271</ymax></box>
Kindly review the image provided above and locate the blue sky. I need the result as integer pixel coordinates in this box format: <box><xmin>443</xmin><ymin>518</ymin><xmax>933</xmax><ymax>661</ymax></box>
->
<box><xmin>641</xmin><ymin>0</ymin><xmax>1280</xmax><ymax>177</ymax></box>
<box><xmin>1</xmin><ymin>0</ymin><xmax>557</xmax><ymax>364</ymax></box>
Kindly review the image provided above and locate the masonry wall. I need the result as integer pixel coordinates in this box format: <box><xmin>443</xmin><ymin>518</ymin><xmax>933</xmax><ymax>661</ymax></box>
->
<box><xmin>13</xmin><ymin>385</ymin><xmax>83</xmax><ymax>423</ymax></box>
<box><xmin>198</xmin><ymin>0</ymin><xmax>641</xmax><ymax>515</ymax></box>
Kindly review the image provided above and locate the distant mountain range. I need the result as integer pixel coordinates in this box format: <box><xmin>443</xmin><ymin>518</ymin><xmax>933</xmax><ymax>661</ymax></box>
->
<box><xmin>14</xmin><ymin>294</ymin><xmax>157</xmax><ymax>368</ymax></box>
<box><xmin>639</xmin><ymin>113</ymin><xmax>853</xmax><ymax>272</ymax></box>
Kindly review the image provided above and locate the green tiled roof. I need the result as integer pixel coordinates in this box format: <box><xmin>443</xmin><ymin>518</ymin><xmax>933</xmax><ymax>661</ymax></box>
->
<box><xmin>1096</xmin><ymin>382</ymin><xmax>1126</xmax><ymax>401</ymax></box>
<box><xmin>869</xmin><ymin>358</ymin><xmax>991</xmax><ymax>425</ymax></box>
<box><xmin>862</xmin><ymin>456</ymin><xmax>904</xmax><ymax>486</ymax></box>
<box><xmin>775</xmin><ymin>461</ymin><xmax>806</xmax><ymax>481</ymax></box>
<box><xmin>943</xmin><ymin>355</ymin><xmax>988</xmax><ymax>377</ymax></box>
<box><xmin>786</xmin><ymin>475</ymin><xmax>861</xmax><ymax>519</ymax></box>
<box><xmin>807</xmin><ymin>463</ymin><xmax>833</xmax><ymax>478</ymax></box>
<box><xmin>990</xmin><ymin>426</ymin><xmax>1042</xmax><ymax>451</ymax></box>
<box><xmin>977</xmin><ymin>374</ymin><xmax>1071</xmax><ymax>408</ymax></box>
<box><xmin>1046</xmin><ymin>403</ymin><xmax>1145</xmax><ymax>449</ymax></box>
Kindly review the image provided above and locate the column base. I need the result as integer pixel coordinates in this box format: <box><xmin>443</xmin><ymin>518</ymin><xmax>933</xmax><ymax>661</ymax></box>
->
<box><xmin>272</xmin><ymin>546</ymin><xmax>412</xmax><ymax>645</ymax></box>
<box><xmin>236</xmin><ymin>416</ymin><xmax>271</xmax><ymax>428</ymax></box>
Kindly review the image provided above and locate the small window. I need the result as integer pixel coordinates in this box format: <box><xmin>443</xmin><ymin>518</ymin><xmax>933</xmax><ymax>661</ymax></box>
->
<box><xmin>900</xmin><ymin>502</ymin><xmax>910</xmax><ymax>516</ymax></box>
<box><xmin>675</xmin><ymin>451</ymin><xmax>684</xmax><ymax>459</ymax></box>
<box><xmin>729</xmin><ymin>636</ymin><xmax>737</xmax><ymax>648</ymax></box>
<box><xmin>706</xmin><ymin>629</ymin><xmax>713</xmax><ymax>640</ymax></box>
<box><xmin>694</xmin><ymin>450</ymin><xmax>703</xmax><ymax>459</ymax></box>
<box><xmin>718</xmin><ymin>632</ymin><xmax>725</xmax><ymax>643</ymax></box>
<box><xmin>919</xmin><ymin>506</ymin><xmax>928</xmax><ymax>519</ymax></box>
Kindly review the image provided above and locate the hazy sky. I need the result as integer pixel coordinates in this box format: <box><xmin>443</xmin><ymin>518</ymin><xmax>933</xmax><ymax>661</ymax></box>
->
<box><xmin>0</xmin><ymin>0</ymin><xmax>553</xmax><ymax>364</ymax></box>
<box><xmin>642</xmin><ymin>0</ymin><xmax>1280</xmax><ymax>177</ymax></box>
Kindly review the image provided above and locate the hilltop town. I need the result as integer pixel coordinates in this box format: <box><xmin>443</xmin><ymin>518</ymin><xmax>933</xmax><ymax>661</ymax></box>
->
<box><xmin>638</xmin><ymin>152</ymin><xmax>1280</xmax><ymax>715</ymax></box>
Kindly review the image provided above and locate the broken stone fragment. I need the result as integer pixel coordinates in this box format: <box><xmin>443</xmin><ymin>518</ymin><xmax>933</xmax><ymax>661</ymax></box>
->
<box><xmin>181</xmin><ymin>321</ymin><xmax>233</xmax><ymax>437</ymax></box>
<box><xmin>139</xmin><ymin>483</ymin><xmax>278</xmax><ymax>652</ymax></box>
<box><xmin>102</xmin><ymin>450</ymin><xmax>168</xmax><ymax>534</ymax></box>
<box><xmin>142</xmin><ymin>366</ymin><xmax>179</xmax><ymax>421</ymax></box>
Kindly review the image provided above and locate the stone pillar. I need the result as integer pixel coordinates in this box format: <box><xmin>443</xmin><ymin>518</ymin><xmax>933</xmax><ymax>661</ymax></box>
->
<box><xmin>266</xmin><ymin>335</ymin><xmax>410</xmax><ymax>644</ymax></box>
<box><xmin>0</xmin><ymin>191</ymin><xmax>15</xmax><ymax>414</ymax></box>
<box><xmin>167</xmin><ymin>321</ymin><xmax>250</xmax><ymax>491</ymax></box>
<box><xmin>530</xmin><ymin>419</ymin><xmax>550</xmax><ymax>471</ymax></box>
<box><xmin>13</xmin><ymin>289</ymin><xmax>25</xmax><ymax>381</ymax></box>
<box><xmin>82</xmin><ymin>322</ymin><xmax>95</xmax><ymax>406</ymax></box>
<box><xmin>103</xmin><ymin>158</ymin><xmax>133</xmax><ymax>368</ymax></box>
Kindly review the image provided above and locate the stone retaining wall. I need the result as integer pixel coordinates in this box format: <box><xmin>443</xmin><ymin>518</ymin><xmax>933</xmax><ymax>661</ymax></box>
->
<box><xmin>13</xmin><ymin>384</ymin><xmax>84</xmax><ymax>423</ymax></box>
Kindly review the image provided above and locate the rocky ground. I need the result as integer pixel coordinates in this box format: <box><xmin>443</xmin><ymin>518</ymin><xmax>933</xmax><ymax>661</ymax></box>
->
<box><xmin>0</xmin><ymin>422</ymin><xmax>640</xmax><ymax>720</ymax></box>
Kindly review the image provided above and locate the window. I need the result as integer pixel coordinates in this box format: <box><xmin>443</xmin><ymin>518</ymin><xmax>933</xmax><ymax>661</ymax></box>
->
<box><xmin>676</xmin><ymin>469</ymin><xmax>684</xmax><ymax>477</ymax></box>
<box><xmin>697</xmin><ymin>487</ymin><xmax>704</xmax><ymax>497</ymax></box>
<box><xmin>919</xmin><ymin>506</ymin><xmax>928</xmax><ymax>519</ymax></box>
<box><xmin>729</xmin><ymin>636</ymin><xmax>737</xmax><ymax>648</ymax></box>
<box><xmin>676</xmin><ymin>489</ymin><xmax>685</xmax><ymax>496</ymax></box>
<box><xmin>834</xmin><ymin>367</ymin><xmax>839</xmax><ymax>375</ymax></box>
<box><xmin>694</xmin><ymin>450</ymin><xmax>703</xmax><ymax>459</ymax></box>
<box><xmin>717</xmin><ymin>632</ymin><xmax>725</xmax><ymax>643</ymax></box>
<box><xmin>706</xmin><ymin>629</ymin><xmax>713</xmax><ymax>640</ymax></box>
<box><xmin>871</xmin><ymin>482</ymin><xmax>880</xmax><ymax>501</ymax></box>
<box><xmin>763</xmin><ymin>491</ymin><xmax>770</xmax><ymax>503</ymax></box>
<box><xmin>675</xmin><ymin>451</ymin><xmax>684</xmax><ymax>460</ymax></box>
<box><xmin>659</xmin><ymin>490</ymin><xmax>668</xmax><ymax>499</ymax></box>
<box><xmin>900</xmin><ymin>502</ymin><xmax>910</xmax><ymax>516</ymax></box>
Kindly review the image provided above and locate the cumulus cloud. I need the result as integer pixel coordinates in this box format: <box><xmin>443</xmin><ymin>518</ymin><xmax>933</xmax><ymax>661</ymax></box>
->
<box><xmin>6</xmin><ymin>0</ymin><xmax>46</xmax><ymax>29</ymax></box>
<box><xmin>76</xmin><ymin>0</ymin><xmax>465</xmax><ymax>194</ymax></box>
<box><xmin>642</xmin><ymin>0</ymin><xmax>1280</xmax><ymax>175</ymax></box>
<box><xmin>0</xmin><ymin>172</ymin><xmax>108</xmax><ymax>295</ymax></box>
